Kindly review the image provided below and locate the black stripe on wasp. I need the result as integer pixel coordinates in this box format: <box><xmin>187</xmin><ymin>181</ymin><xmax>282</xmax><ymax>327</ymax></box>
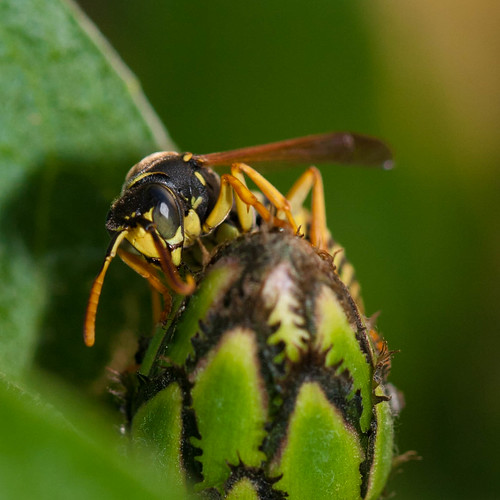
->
<box><xmin>84</xmin><ymin>132</ymin><xmax>393</xmax><ymax>346</ymax></box>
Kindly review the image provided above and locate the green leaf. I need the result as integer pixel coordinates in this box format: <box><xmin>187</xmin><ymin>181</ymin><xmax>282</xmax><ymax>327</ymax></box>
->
<box><xmin>365</xmin><ymin>387</ymin><xmax>395</xmax><ymax>500</ymax></box>
<box><xmin>132</xmin><ymin>383</ymin><xmax>187</xmax><ymax>494</ymax></box>
<box><xmin>190</xmin><ymin>328</ymin><xmax>268</xmax><ymax>492</ymax></box>
<box><xmin>271</xmin><ymin>382</ymin><xmax>363</xmax><ymax>500</ymax></box>
<box><xmin>0</xmin><ymin>0</ymin><xmax>187</xmax><ymax>497</ymax></box>
<box><xmin>0</xmin><ymin>378</ymin><xmax>184</xmax><ymax>500</ymax></box>
<box><xmin>314</xmin><ymin>285</ymin><xmax>373</xmax><ymax>432</ymax></box>
<box><xmin>164</xmin><ymin>261</ymin><xmax>241</xmax><ymax>368</ymax></box>
<box><xmin>0</xmin><ymin>0</ymin><xmax>173</xmax><ymax>379</ymax></box>
<box><xmin>225</xmin><ymin>478</ymin><xmax>260</xmax><ymax>500</ymax></box>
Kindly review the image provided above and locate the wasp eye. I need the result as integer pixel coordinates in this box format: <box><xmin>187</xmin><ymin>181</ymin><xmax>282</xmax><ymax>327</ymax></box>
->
<box><xmin>150</xmin><ymin>186</ymin><xmax>182</xmax><ymax>240</ymax></box>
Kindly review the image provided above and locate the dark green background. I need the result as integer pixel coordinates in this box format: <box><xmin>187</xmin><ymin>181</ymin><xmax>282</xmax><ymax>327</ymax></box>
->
<box><xmin>46</xmin><ymin>1</ymin><xmax>500</xmax><ymax>498</ymax></box>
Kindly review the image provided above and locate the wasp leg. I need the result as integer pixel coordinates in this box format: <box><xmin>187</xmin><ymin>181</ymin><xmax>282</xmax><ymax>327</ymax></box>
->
<box><xmin>196</xmin><ymin>237</ymin><xmax>212</xmax><ymax>267</ymax></box>
<box><xmin>286</xmin><ymin>167</ymin><xmax>364</xmax><ymax>310</ymax></box>
<box><xmin>202</xmin><ymin>174</ymin><xmax>276</xmax><ymax>232</ymax></box>
<box><xmin>146</xmin><ymin>227</ymin><xmax>196</xmax><ymax>296</ymax></box>
<box><xmin>230</xmin><ymin>163</ymin><xmax>298</xmax><ymax>232</ymax></box>
<box><xmin>203</xmin><ymin>164</ymin><xmax>297</xmax><ymax>234</ymax></box>
<box><xmin>285</xmin><ymin>166</ymin><xmax>329</xmax><ymax>251</ymax></box>
<box><xmin>117</xmin><ymin>249</ymin><xmax>173</xmax><ymax>323</ymax></box>
<box><xmin>150</xmin><ymin>286</ymin><xmax>163</xmax><ymax>325</ymax></box>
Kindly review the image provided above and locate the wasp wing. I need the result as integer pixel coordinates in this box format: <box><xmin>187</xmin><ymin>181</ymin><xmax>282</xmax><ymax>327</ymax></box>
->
<box><xmin>196</xmin><ymin>132</ymin><xmax>393</xmax><ymax>170</ymax></box>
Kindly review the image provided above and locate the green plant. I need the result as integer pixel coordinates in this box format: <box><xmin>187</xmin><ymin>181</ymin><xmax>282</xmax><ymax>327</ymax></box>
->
<box><xmin>0</xmin><ymin>0</ymin><xmax>179</xmax><ymax>497</ymax></box>
<box><xmin>126</xmin><ymin>229</ymin><xmax>399</xmax><ymax>499</ymax></box>
<box><xmin>0</xmin><ymin>1</ymin><xmax>399</xmax><ymax>498</ymax></box>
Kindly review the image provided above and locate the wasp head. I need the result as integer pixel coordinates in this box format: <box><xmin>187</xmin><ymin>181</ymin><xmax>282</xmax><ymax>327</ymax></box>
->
<box><xmin>106</xmin><ymin>182</ymin><xmax>185</xmax><ymax>266</ymax></box>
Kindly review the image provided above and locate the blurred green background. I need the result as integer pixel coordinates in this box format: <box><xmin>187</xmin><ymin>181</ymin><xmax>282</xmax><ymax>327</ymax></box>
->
<box><xmin>3</xmin><ymin>0</ymin><xmax>497</xmax><ymax>498</ymax></box>
<box><xmin>74</xmin><ymin>1</ymin><xmax>499</xmax><ymax>498</ymax></box>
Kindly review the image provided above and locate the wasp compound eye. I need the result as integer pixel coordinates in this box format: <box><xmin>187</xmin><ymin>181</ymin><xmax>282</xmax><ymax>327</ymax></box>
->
<box><xmin>149</xmin><ymin>185</ymin><xmax>182</xmax><ymax>240</ymax></box>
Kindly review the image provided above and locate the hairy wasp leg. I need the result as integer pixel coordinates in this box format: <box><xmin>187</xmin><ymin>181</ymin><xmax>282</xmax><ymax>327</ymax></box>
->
<box><xmin>118</xmin><ymin>248</ymin><xmax>173</xmax><ymax>323</ymax></box>
<box><xmin>285</xmin><ymin>166</ymin><xmax>329</xmax><ymax>252</ymax></box>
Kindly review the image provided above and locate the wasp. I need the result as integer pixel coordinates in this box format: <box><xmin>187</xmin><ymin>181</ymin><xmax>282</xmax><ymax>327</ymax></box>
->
<box><xmin>84</xmin><ymin>132</ymin><xmax>392</xmax><ymax>346</ymax></box>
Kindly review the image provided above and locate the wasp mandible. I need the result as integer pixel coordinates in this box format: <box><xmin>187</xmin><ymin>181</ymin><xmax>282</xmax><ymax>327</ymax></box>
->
<box><xmin>84</xmin><ymin>132</ymin><xmax>393</xmax><ymax>346</ymax></box>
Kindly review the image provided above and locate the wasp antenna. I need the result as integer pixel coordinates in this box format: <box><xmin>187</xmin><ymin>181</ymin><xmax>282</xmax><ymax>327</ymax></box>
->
<box><xmin>84</xmin><ymin>230</ymin><xmax>129</xmax><ymax>347</ymax></box>
<box><xmin>147</xmin><ymin>227</ymin><xmax>196</xmax><ymax>296</ymax></box>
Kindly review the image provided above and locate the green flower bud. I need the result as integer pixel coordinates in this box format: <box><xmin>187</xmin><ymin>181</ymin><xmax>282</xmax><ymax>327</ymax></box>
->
<box><xmin>125</xmin><ymin>229</ymin><xmax>400</xmax><ymax>499</ymax></box>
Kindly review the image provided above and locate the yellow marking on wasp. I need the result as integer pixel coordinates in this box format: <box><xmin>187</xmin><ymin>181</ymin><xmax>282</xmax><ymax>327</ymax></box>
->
<box><xmin>125</xmin><ymin>208</ymin><xmax>157</xmax><ymax>258</ymax></box>
<box><xmin>127</xmin><ymin>171</ymin><xmax>171</xmax><ymax>189</ymax></box>
<box><xmin>171</xmin><ymin>247</ymin><xmax>182</xmax><ymax>266</ymax></box>
<box><xmin>183</xmin><ymin>209</ymin><xmax>202</xmax><ymax>246</ymax></box>
<box><xmin>126</xmin><ymin>220</ymin><xmax>184</xmax><ymax>266</ymax></box>
<box><xmin>191</xmin><ymin>196</ymin><xmax>203</xmax><ymax>210</ymax></box>
<box><xmin>125</xmin><ymin>226</ymin><xmax>159</xmax><ymax>259</ymax></box>
<box><xmin>126</xmin><ymin>171</ymin><xmax>156</xmax><ymax>188</ymax></box>
<box><xmin>125</xmin><ymin>151</ymin><xmax>180</xmax><ymax>181</ymax></box>
<box><xmin>203</xmin><ymin>176</ymin><xmax>233</xmax><ymax>233</ymax></box>
<box><xmin>167</xmin><ymin>225</ymin><xmax>184</xmax><ymax>247</ymax></box>
<box><xmin>143</xmin><ymin>208</ymin><xmax>153</xmax><ymax>221</ymax></box>
<box><xmin>194</xmin><ymin>171</ymin><xmax>206</xmax><ymax>186</ymax></box>
<box><xmin>183</xmin><ymin>153</ymin><xmax>193</xmax><ymax>162</ymax></box>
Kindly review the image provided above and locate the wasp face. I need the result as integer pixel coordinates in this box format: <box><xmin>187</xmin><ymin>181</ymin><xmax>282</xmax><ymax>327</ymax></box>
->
<box><xmin>106</xmin><ymin>183</ymin><xmax>185</xmax><ymax>265</ymax></box>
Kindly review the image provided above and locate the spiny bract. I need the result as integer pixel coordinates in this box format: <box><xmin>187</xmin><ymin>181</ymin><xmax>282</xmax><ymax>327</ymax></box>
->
<box><xmin>120</xmin><ymin>229</ymin><xmax>401</xmax><ymax>499</ymax></box>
